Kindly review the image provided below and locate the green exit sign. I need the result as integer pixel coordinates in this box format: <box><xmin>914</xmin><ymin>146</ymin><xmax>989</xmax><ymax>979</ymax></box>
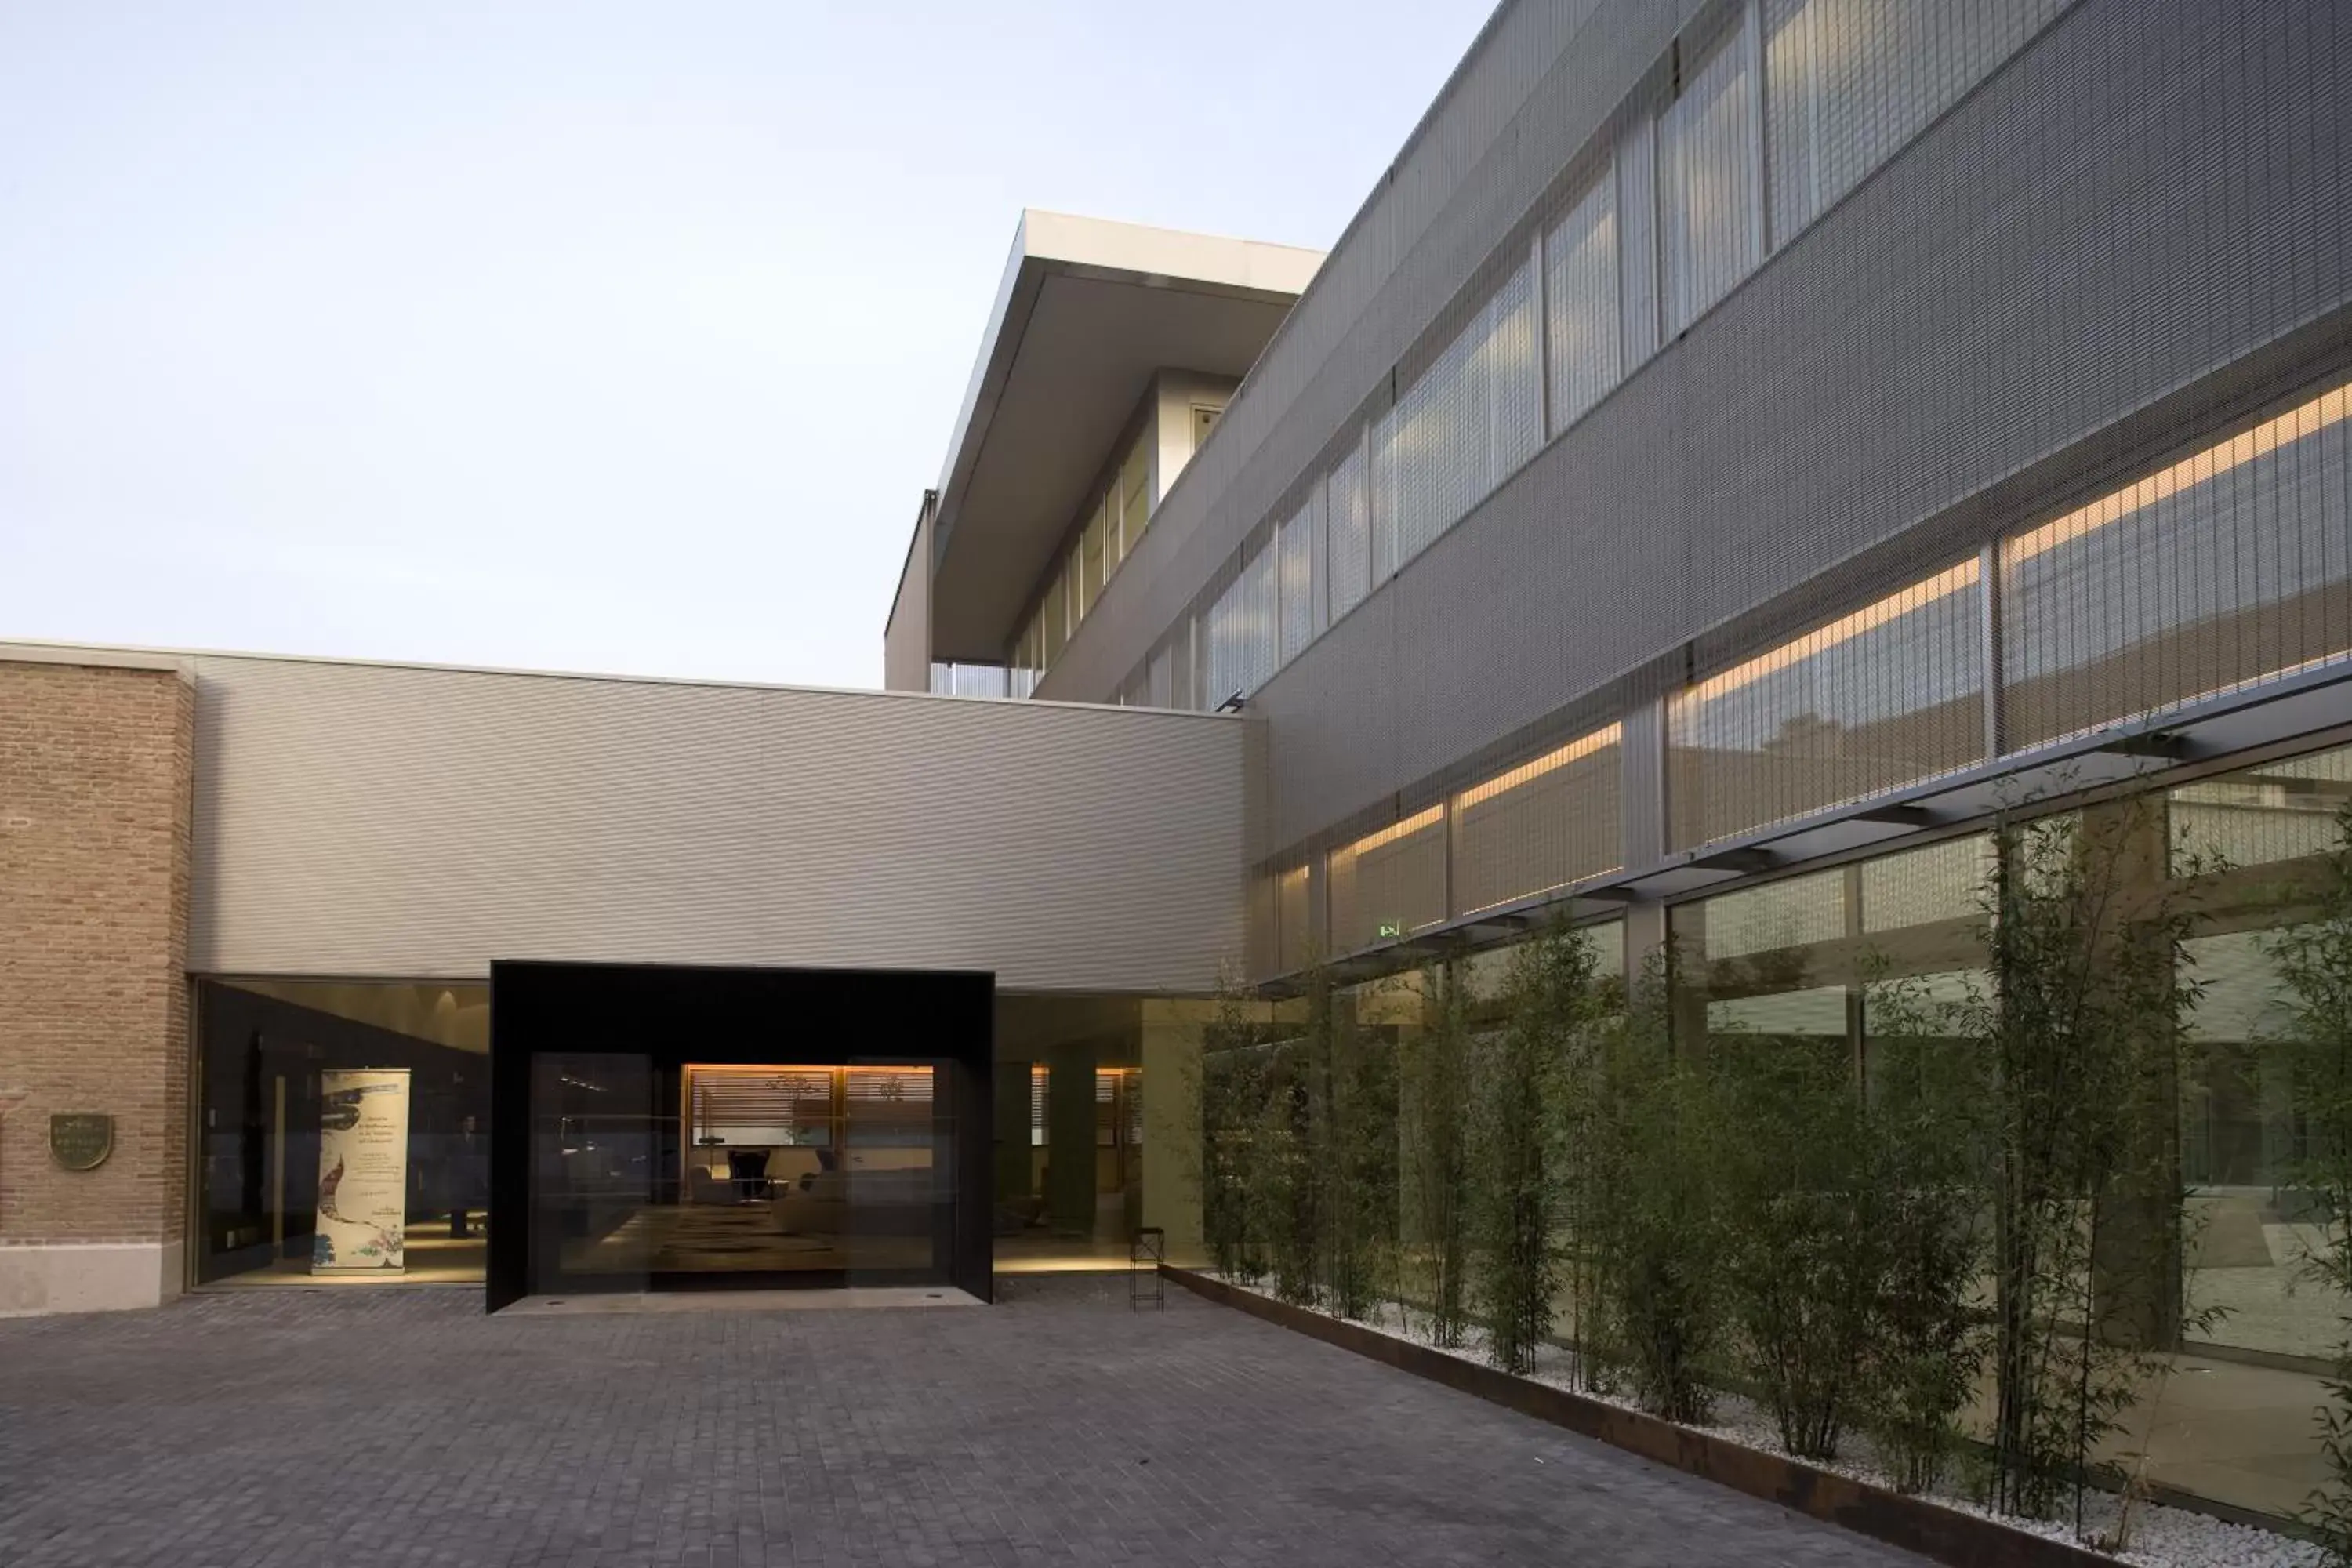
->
<box><xmin>1377</xmin><ymin>922</ymin><xmax>1403</xmax><ymax>939</ymax></box>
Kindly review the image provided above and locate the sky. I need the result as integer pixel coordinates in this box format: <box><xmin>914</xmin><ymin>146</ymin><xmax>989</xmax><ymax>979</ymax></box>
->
<box><xmin>0</xmin><ymin>2</ymin><xmax>1496</xmax><ymax>689</ymax></box>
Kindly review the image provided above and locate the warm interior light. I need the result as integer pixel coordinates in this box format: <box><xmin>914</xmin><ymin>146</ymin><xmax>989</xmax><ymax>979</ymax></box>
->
<box><xmin>1680</xmin><ymin>558</ymin><xmax>1981</xmax><ymax>709</ymax></box>
<box><xmin>2005</xmin><ymin>381</ymin><xmax>2351</xmax><ymax>565</ymax></box>
<box><xmin>1340</xmin><ymin>803</ymin><xmax>1446</xmax><ymax>858</ymax></box>
<box><xmin>1455</xmin><ymin>723</ymin><xmax>1624</xmax><ymax>810</ymax></box>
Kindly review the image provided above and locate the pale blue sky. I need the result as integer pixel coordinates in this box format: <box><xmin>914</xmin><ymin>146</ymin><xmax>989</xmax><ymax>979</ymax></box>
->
<box><xmin>0</xmin><ymin>2</ymin><xmax>1494</xmax><ymax>688</ymax></box>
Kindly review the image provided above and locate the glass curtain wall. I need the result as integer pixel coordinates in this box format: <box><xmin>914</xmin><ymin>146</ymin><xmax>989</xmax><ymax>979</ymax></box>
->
<box><xmin>522</xmin><ymin>1060</ymin><xmax>956</xmax><ymax>1292</ymax></box>
<box><xmin>2170</xmin><ymin>741</ymin><xmax>2352</xmax><ymax>1367</ymax></box>
<box><xmin>991</xmin><ymin>993</ymin><xmax>1149</xmax><ymax>1271</ymax></box>
<box><xmin>1657</xmin><ymin>738</ymin><xmax>2352</xmax><ymax>1523</ymax></box>
<box><xmin>195</xmin><ymin>978</ymin><xmax>492</xmax><ymax>1287</ymax></box>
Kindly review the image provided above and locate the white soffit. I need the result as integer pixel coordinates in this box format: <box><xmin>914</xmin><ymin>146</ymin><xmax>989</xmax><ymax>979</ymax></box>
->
<box><xmin>928</xmin><ymin>210</ymin><xmax>1322</xmax><ymax>661</ymax></box>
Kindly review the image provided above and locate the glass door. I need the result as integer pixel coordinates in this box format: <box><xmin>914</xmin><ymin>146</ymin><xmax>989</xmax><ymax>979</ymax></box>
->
<box><xmin>844</xmin><ymin>1062</ymin><xmax>955</xmax><ymax>1287</ymax></box>
<box><xmin>526</xmin><ymin>1052</ymin><xmax>660</xmax><ymax>1296</ymax></box>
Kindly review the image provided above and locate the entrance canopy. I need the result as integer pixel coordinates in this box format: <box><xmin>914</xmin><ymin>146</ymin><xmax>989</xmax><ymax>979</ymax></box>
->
<box><xmin>488</xmin><ymin>960</ymin><xmax>993</xmax><ymax>1312</ymax></box>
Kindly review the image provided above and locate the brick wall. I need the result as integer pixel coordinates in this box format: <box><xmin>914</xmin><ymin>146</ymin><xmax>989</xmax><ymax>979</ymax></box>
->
<box><xmin>0</xmin><ymin>655</ymin><xmax>194</xmax><ymax>1264</ymax></box>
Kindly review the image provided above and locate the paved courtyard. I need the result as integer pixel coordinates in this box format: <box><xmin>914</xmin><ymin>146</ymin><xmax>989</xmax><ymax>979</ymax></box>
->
<box><xmin>0</xmin><ymin>1276</ymin><xmax>1928</xmax><ymax>1568</ymax></box>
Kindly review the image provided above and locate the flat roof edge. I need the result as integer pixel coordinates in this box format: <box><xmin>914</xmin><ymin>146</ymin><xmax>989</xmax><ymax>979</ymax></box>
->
<box><xmin>0</xmin><ymin>636</ymin><xmax>1244</xmax><ymax>720</ymax></box>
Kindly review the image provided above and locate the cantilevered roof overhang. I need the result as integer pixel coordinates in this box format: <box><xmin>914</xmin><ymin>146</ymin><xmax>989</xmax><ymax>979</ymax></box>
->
<box><xmin>928</xmin><ymin>210</ymin><xmax>1321</xmax><ymax>662</ymax></box>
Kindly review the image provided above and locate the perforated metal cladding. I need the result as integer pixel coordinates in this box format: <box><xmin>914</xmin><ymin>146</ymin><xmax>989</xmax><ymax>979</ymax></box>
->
<box><xmin>1247</xmin><ymin>0</ymin><xmax>2345</xmax><ymax>856</ymax></box>
<box><xmin>1328</xmin><ymin>808</ymin><xmax>1448</xmax><ymax>953</ymax></box>
<box><xmin>187</xmin><ymin>655</ymin><xmax>1247</xmax><ymax>989</ymax></box>
<box><xmin>2001</xmin><ymin>379</ymin><xmax>2352</xmax><ymax>752</ymax></box>
<box><xmin>1451</xmin><ymin>726</ymin><xmax>1623</xmax><ymax>916</ymax></box>
<box><xmin>1668</xmin><ymin>562</ymin><xmax>1987</xmax><ymax>848</ymax></box>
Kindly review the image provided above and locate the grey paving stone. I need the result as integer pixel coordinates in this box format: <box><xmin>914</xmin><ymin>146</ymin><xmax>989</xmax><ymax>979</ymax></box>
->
<box><xmin>0</xmin><ymin>1275</ymin><xmax>1929</xmax><ymax>1566</ymax></box>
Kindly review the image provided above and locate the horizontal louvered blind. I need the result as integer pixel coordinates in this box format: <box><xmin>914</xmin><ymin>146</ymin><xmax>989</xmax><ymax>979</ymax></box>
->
<box><xmin>691</xmin><ymin>1069</ymin><xmax>833</xmax><ymax>1143</ymax></box>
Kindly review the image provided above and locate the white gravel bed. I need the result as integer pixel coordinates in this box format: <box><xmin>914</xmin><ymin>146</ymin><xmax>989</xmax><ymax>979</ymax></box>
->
<box><xmin>1207</xmin><ymin>1276</ymin><xmax>2322</xmax><ymax>1568</ymax></box>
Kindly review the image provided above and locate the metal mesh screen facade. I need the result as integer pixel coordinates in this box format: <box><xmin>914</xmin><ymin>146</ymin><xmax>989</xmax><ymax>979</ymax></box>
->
<box><xmin>1545</xmin><ymin>174</ymin><xmax>1621</xmax><ymax>435</ymax></box>
<box><xmin>1660</xmin><ymin>12</ymin><xmax>1760</xmax><ymax>338</ymax></box>
<box><xmin>1327</xmin><ymin>438</ymin><xmax>1372</xmax><ymax>626</ymax></box>
<box><xmin>2001</xmin><ymin>380</ymin><xmax>2352</xmax><ymax>753</ymax></box>
<box><xmin>1764</xmin><ymin>0</ymin><xmax>2066</xmax><ymax>245</ymax></box>
<box><xmin>1205</xmin><ymin>536</ymin><xmax>1282</xmax><ymax>706</ymax></box>
<box><xmin>1450</xmin><ymin>724</ymin><xmax>1624</xmax><ymax>916</ymax></box>
<box><xmin>1328</xmin><ymin>807</ymin><xmax>1448</xmax><ymax>954</ymax></box>
<box><xmin>1276</xmin><ymin>863</ymin><xmax>1316</xmax><ymax>974</ymax></box>
<box><xmin>1373</xmin><ymin>258</ymin><xmax>1542</xmax><ymax>581</ymax></box>
<box><xmin>1277</xmin><ymin>490</ymin><xmax>1320</xmax><ymax>665</ymax></box>
<box><xmin>1668</xmin><ymin>560</ymin><xmax>1987</xmax><ymax>848</ymax></box>
<box><xmin>1011</xmin><ymin>0</ymin><xmax>2350</xmax><ymax>997</ymax></box>
<box><xmin>1616</xmin><ymin>112</ymin><xmax>1661</xmax><ymax>368</ymax></box>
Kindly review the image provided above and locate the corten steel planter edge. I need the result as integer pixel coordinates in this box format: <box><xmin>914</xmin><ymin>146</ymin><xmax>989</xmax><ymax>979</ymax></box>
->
<box><xmin>1167</xmin><ymin>1265</ymin><xmax>2119</xmax><ymax>1568</ymax></box>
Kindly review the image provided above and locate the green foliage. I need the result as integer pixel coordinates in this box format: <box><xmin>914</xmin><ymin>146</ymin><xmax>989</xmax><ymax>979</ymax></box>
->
<box><xmin>1196</xmin><ymin>793</ymin><xmax>2225</xmax><ymax>1541</ymax></box>
<box><xmin>1400</xmin><ymin>964</ymin><xmax>1473</xmax><ymax>1347</ymax></box>
<box><xmin>1316</xmin><ymin>973</ymin><xmax>1399</xmax><ymax>1319</ymax></box>
<box><xmin>2263</xmin><ymin>800</ymin><xmax>2352</xmax><ymax>1563</ymax></box>
<box><xmin>1582</xmin><ymin>957</ymin><xmax>1724</xmax><ymax>1424</ymax></box>
<box><xmin>1711</xmin><ymin>1031</ymin><xmax>1887</xmax><ymax>1460</ymax></box>
<box><xmin>1198</xmin><ymin>975</ymin><xmax>1272</xmax><ymax>1283</ymax></box>
<box><xmin>1952</xmin><ymin>805</ymin><xmax>2205</xmax><ymax>1527</ymax></box>
<box><xmin>1252</xmin><ymin>1037</ymin><xmax>1320</xmax><ymax>1305</ymax></box>
<box><xmin>1852</xmin><ymin>976</ymin><xmax>1993</xmax><ymax>1493</ymax></box>
<box><xmin>1468</xmin><ymin>920</ymin><xmax>1610</xmax><ymax>1375</ymax></box>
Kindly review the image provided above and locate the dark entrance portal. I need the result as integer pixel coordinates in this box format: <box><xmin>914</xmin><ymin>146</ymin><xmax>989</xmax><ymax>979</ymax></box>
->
<box><xmin>487</xmin><ymin>961</ymin><xmax>993</xmax><ymax>1312</ymax></box>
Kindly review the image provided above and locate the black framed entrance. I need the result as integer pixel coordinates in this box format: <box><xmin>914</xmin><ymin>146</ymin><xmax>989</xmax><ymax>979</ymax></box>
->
<box><xmin>486</xmin><ymin>960</ymin><xmax>993</xmax><ymax>1311</ymax></box>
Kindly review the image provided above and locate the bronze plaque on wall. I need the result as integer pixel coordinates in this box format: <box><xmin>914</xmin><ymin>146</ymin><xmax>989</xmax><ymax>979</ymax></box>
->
<box><xmin>49</xmin><ymin>1113</ymin><xmax>113</xmax><ymax>1171</ymax></box>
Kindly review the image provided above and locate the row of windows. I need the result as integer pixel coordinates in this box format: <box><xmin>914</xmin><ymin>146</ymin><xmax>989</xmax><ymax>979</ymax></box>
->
<box><xmin>1255</xmin><ymin>373</ymin><xmax>2352</xmax><ymax>967</ymax></box>
<box><xmin>1256</xmin><ymin>721</ymin><xmax>1626</xmax><ymax>973</ymax></box>
<box><xmin>1144</xmin><ymin>0</ymin><xmax>2065</xmax><ymax>714</ymax></box>
<box><xmin>1668</xmin><ymin>735</ymin><xmax>2352</xmax><ymax>1399</ymax></box>
<box><xmin>1324</xmin><ymin>735</ymin><xmax>2352</xmax><ymax>1525</ymax></box>
<box><xmin>1010</xmin><ymin>428</ymin><xmax>1155</xmax><ymax>691</ymax></box>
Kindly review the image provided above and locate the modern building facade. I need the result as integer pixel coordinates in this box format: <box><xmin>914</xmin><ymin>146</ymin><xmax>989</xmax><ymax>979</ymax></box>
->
<box><xmin>2</xmin><ymin>0</ymin><xmax>2349</xmax><ymax>1525</ymax></box>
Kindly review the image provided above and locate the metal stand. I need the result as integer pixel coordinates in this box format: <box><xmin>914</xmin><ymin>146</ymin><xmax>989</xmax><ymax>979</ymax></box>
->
<box><xmin>1129</xmin><ymin>1225</ymin><xmax>1166</xmax><ymax>1312</ymax></box>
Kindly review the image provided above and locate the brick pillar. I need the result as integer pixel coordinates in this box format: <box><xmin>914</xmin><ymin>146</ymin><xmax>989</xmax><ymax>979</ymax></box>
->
<box><xmin>0</xmin><ymin>652</ymin><xmax>194</xmax><ymax>1315</ymax></box>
